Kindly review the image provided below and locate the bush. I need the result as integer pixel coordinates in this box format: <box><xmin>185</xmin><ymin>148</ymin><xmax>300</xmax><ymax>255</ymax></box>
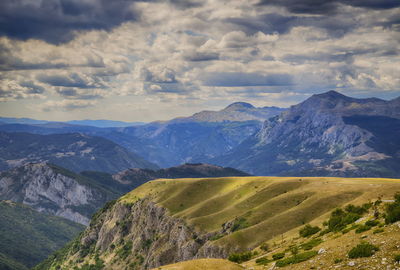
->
<box><xmin>260</xmin><ymin>242</ymin><xmax>269</xmax><ymax>252</ymax></box>
<box><xmin>272</xmin><ymin>252</ymin><xmax>285</xmax><ymax>260</ymax></box>
<box><xmin>275</xmin><ymin>251</ymin><xmax>318</xmax><ymax>267</ymax></box>
<box><xmin>328</xmin><ymin>208</ymin><xmax>361</xmax><ymax>232</ymax></box>
<box><xmin>116</xmin><ymin>240</ymin><xmax>133</xmax><ymax>259</ymax></box>
<box><xmin>334</xmin><ymin>258</ymin><xmax>343</xmax><ymax>264</ymax></box>
<box><xmin>348</xmin><ymin>242</ymin><xmax>379</xmax><ymax>258</ymax></box>
<box><xmin>355</xmin><ymin>225</ymin><xmax>371</xmax><ymax>234</ymax></box>
<box><xmin>300</xmin><ymin>238</ymin><xmax>323</xmax><ymax>250</ymax></box>
<box><xmin>255</xmin><ymin>256</ymin><xmax>271</xmax><ymax>265</ymax></box>
<box><xmin>385</xmin><ymin>193</ymin><xmax>400</xmax><ymax>224</ymax></box>
<box><xmin>345</xmin><ymin>204</ymin><xmax>368</xmax><ymax>215</ymax></box>
<box><xmin>299</xmin><ymin>224</ymin><xmax>321</xmax><ymax>238</ymax></box>
<box><xmin>394</xmin><ymin>254</ymin><xmax>400</xmax><ymax>263</ymax></box>
<box><xmin>365</xmin><ymin>220</ymin><xmax>379</xmax><ymax>227</ymax></box>
<box><xmin>231</xmin><ymin>217</ymin><xmax>249</xmax><ymax>232</ymax></box>
<box><xmin>228</xmin><ymin>251</ymin><xmax>252</xmax><ymax>263</ymax></box>
<box><xmin>373</xmin><ymin>228</ymin><xmax>384</xmax><ymax>234</ymax></box>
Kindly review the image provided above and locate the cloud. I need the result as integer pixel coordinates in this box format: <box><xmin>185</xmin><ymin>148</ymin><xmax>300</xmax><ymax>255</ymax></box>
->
<box><xmin>41</xmin><ymin>99</ymin><xmax>97</xmax><ymax>111</ymax></box>
<box><xmin>257</xmin><ymin>0</ymin><xmax>400</xmax><ymax>14</ymax></box>
<box><xmin>37</xmin><ymin>72</ymin><xmax>106</xmax><ymax>89</ymax></box>
<box><xmin>0</xmin><ymin>0</ymin><xmax>138</xmax><ymax>44</ymax></box>
<box><xmin>202</xmin><ymin>72</ymin><xmax>294</xmax><ymax>87</ymax></box>
<box><xmin>0</xmin><ymin>79</ymin><xmax>46</xmax><ymax>101</ymax></box>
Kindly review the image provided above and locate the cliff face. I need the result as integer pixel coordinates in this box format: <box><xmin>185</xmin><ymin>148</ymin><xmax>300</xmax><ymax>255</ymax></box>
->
<box><xmin>40</xmin><ymin>198</ymin><xmax>228</xmax><ymax>270</ymax></box>
<box><xmin>0</xmin><ymin>163</ymin><xmax>117</xmax><ymax>224</ymax></box>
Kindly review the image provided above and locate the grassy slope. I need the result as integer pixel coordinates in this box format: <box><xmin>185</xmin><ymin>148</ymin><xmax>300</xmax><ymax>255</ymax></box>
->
<box><xmin>150</xmin><ymin>258</ymin><xmax>244</xmax><ymax>270</ymax></box>
<box><xmin>122</xmin><ymin>176</ymin><xmax>400</xmax><ymax>250</ymax></box>
<box><xmin>0</xmin><ymin>200</ymin><xmax>85</xmax><ymax>269</ymax></box>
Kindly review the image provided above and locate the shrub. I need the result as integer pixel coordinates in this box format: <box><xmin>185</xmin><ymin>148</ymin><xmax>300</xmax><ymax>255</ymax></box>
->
<box><xmin>260</xmin><ymin>242</ymin><xmax>269</xmax><ymax>252</ymax></box>
<box><xmin>365</xmin><ymin>220</ymin><xmax>379</xmax><ymax>227</ymax></box>
<box><xmin>348</xmin><ymin>242</ymin><xmax>379</xmax><ymax>258</ymax></box>
<box><xmin>373</xmin><ymin>228</ymin><xmax>384</xmax><ymax>234</ymax></box>
<box><xmin>300</xmin><ymin>238</ymin><xmax>323</xmax><ymax>250</ymax></box>
<box><xmin>345</xmin><ymin>204</ymin><xmax>368</xmax><ymax>215</ymax></box>
<box><xmin>318</xmin><ymin>228</ymin><xmax>330</xmax><ymax>236</ymax></box>
<box><xmin>116</xmin><ymin>240</ymin><xmax>133</xmax><ymax>259</ymax></box>
<box><xmin>385</xmin><ymin>193</ymin><xmax>400</xmax><ymax>224</ymax></box>
<box><xmin>275</xmin><ymin>251</ymin><xmax>318</xmax><ymax>267</ymax></box>
<box><xmin>231</xmin><ymin>217</ymin><xmax>249</xmax><ymax>232</ymax></box>
<box><xmin>334</xmin><ymin>258</ymin><xmax>343</xmax><ymax>264</ymax></box>
<box><xmin>272</xmin><ymin>252</ymin><xmax>285</xmax><ymax>260</ymax></box>
<box><xmin>255</xmin><ymin>256</ymin><xmax>271</xmax><ymax>265</ymax></box>
<box><xmin>328</xmin><ymin>208</ymin><xmax>361</xmax><ymax>232</ymax></box>
<box><xmin>228</xmin><ymin>251</ymin><xmax>252</xmax><ymax>263</ymax></box>
<box><xmin>299</xmin><ymin>224</ymin><xmax>321</xmax><ymax>238</ymax></box>
<box><xmin>355</xmin><ymin>225</ymin><xmax>371</xmax><ymax>234</ymax></box>
<box><xmin>394</xmin><ymin>254</ymin><xmax>400</xmax><ymax>263</ymax></box>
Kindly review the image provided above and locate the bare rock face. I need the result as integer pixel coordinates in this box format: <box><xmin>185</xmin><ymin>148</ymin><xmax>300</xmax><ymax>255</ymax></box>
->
<box><xmin>0</xmin><ymin>163</ymin><xmax>116</xmax><ymax>224</ymax></box>
<box><xmin>58</xmin><ymin>198</ymin><xmax>232</xmax><ymax>269</ymax></box>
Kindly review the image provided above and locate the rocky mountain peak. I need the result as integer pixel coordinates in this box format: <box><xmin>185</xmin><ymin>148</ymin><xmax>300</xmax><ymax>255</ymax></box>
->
<box><xmin>223</xmin><ymin>102</ymin><xmax>255</xmax><ymax>111</ymax></box>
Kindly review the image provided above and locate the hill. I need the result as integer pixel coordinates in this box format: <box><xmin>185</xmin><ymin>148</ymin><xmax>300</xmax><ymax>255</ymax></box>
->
<box><xmin>0</xmin><ymin>131</ymin><xmax>158</xmax><ymax>173</ymax></box>
<box><xmin>83</xmin><ymin>163</ymin><xmax>250</xmax><ymax>193</ymax></box>
<box><xmin>171</xmin><ymin>102</ymin><xmax>285</xmax><ymax>123</ymax></box>
<box><xmin>213</xmin><ymin>91</ymin><xmax>400</xmax><ymax>177</ymax></box>
<box><xmin>0</xmin><ymin>200</ymin><xmax>84</xmax><ymax>270</ymax></box>
<box><xmin>36</xmin><ymin>176</ymin><xmax>400</xmax><ymax>269</ymax></box>
<box><xmin>0</xmin><ymin>163</ymin><xmax>119</xmax><ymax>224</ymax></box>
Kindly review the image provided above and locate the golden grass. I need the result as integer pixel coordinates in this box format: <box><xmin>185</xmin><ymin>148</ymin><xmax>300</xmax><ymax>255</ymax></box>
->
<box><xmin>150</xmin><ymin>258</ymin><xmax>244</xmax><ymax>270</ymax></box>
<box><xmin>121</xmin><ymin>176</ymin><xmax>400</xmax><ymax>250</ymax></box>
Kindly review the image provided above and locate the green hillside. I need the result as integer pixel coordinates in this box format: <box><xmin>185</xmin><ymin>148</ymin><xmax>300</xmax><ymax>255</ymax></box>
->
<box><xmin>36</xmin><ymin>176</ymin><xmax>400</xmax><ymax>270</ymax></box>
<box><xmin>123</xmin><ymin>176</ymin><xmax>400</xmax><ymax>249</ymax></box>
<box><xmin>0</xmin><ymin>200</ymin><xmax>84</xmax><ymax>269</ymax></box>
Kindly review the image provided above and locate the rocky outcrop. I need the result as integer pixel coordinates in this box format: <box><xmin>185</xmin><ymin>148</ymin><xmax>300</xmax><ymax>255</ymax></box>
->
<box><xmin>0</xmin><ymin>163</ymin><xmax>117</xmax><ymax>224</ymax></box>
<box><xmin>50</xmin><ymin>198</ymin><xmax>232</xmax><ymax>270</ymax></box>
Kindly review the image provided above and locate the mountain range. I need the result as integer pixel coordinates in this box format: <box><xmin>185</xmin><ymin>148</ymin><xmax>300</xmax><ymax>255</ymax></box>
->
<box><xmin>1</xmin><ymin>91</ymin><xmax>399</xmax><ymax>177</ymax></box>
<box><xmin>0</xmin><ymin>131</ymin><xmax>158</xmax><ymax>173</ymax></box>
<box><xmin>212</xmin><ymin>91</ymin><xmax>400</xmax><ymax>177</ymax></box>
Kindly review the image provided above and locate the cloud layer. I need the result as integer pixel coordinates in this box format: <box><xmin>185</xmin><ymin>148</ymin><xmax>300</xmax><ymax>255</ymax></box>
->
<box><xmin>0</xmin><ymin>0</ymin><xmax>399</xmax><ymax>121</ymax></box>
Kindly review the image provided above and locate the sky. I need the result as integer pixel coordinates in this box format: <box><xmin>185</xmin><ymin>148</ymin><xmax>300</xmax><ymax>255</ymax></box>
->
<box><xmin>0</xmin><ymin>0</ymin><xmax>399</xmax><ymax>122</ymax></box>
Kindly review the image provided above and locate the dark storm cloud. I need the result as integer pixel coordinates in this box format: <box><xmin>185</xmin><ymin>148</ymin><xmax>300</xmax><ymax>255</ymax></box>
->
<box><xmin>202</xmin><ymin>72</ymin><xmax>293</xmax><ymax>87</ymax></box>
<box><xmin>19</xmin><ymin>81</ymin><xmax>45</xmax><ymax>94</ymax></box>
<box><xmin>257</xmin><ymin>0</ymin><xmax>400</xmax><ymax>15</ymax></box>
<box><xmin>227</xmin><ymin>13</ymin><xmax>359</xmax><ymax>38</ymax></box>
<box><xmin>0</xmin><ymin>0</ymin><xmax>140</xmax><ymax>44</ymax></box>
<box><xmin>37</xmin><ymin>73</ymin><xmax>106</xmax><ymax>89</ymax></box>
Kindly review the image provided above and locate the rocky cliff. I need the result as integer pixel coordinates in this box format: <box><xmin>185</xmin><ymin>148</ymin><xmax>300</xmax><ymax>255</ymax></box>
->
<box><xmin>0</xmin><ymin>163</ymin><xmax>118</xmax><ymax>224</ymax></box>
<box><xmin>36</xmin><ymin>198</ymin><xmax>229</xmax><ymax>270</ymax></box>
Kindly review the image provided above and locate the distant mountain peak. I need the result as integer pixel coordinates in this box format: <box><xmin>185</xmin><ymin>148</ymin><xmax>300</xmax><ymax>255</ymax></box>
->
<box><xmin>223</xmin><ymin>102</ymin><xmax>255</xmax><ymax>110</ymax></box>
<box><xmin>312</xmin><ymin>90</ymin><xmax>349</xmax><ymax>100</ymax></box>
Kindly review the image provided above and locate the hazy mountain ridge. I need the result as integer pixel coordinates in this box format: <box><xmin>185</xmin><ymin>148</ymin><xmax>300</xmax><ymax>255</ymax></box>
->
<box><xmin>0</xmin><ymin>200</ymin><xmax>84</xmax><ymax>270</ymax></box>
<box><xmin>0</xmin><ymin>131</ymin><xmax>158</xmax><ymax>173</ymax></box>
<box><xmin>212</xmin><ymin>91</ymin><xmax>400</xmax><ymax>177</ymax></box>
<box><xmin>170</xmin><ymin>102</ymin><xmax>285</xmax><ymax>123</ymax></box>
<box><xmin>0</xmin><ymin>102</ymin><xmax>284</xmax><ymax>168</ymax></box>
<box><xmin>107</xmin><ymin>163</ymin><xmax>250</xmax><ymax>192</ymax></box>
